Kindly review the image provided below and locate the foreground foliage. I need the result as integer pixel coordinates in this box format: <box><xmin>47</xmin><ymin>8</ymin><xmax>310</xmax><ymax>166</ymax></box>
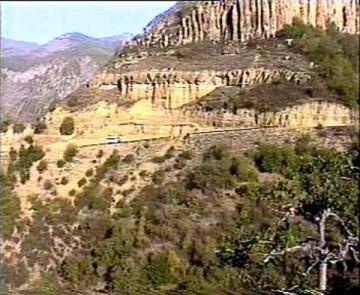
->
<box><xmin>5</xmin><ymin>135</ymin><xmax>358</xmax><ymax>295</ymax></box>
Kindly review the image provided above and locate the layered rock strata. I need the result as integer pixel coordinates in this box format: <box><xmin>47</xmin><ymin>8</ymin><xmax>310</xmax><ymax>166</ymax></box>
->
<box><xmin>183</xmin><ymin>101</ymin><xmax>356</xmax><ymax>128</ymax></box>
<box><xmin>92</xmin><ymin>68</ymin><xmax>311</xmax><ymax>109</ymax></box>
<box><xmin>133</xmin><ymin>0</ymin><xmax>359</xmax><ymax>48</ymax></box>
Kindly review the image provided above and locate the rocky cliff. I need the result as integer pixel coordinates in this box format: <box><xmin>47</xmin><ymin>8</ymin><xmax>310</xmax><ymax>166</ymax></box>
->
<box><xmin>132</xmin><ymin>0</ymin><xmax>359</xmax><ymax>48</ymax></box>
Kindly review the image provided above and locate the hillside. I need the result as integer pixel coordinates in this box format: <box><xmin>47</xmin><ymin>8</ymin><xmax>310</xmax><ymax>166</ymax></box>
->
<box><xmin>0</xmin><ymin>33</ymin><xmax>132</xmax><ymax>122</ymax></box>
<box><xmin>0</xmin><ymin>1</ymin><xmax>359</xmax><ymax>294</ymax></box>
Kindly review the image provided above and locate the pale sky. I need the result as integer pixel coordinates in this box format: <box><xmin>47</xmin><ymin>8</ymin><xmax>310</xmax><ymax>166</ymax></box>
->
<box><xmin>1</xmin><ymin>1</ymin><xmax>176</xmax><ymax>44</ymax></box>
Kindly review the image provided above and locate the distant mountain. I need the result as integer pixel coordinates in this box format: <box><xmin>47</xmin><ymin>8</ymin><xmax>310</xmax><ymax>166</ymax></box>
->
<box><xmin>0</xmin><ymin>32</ymin><xmax>133</xmax><ymax>122</ymax></box>
<box><xmin>1</xmin><ymin>38</ymin><xmax>41</xmax><ymax>57</ymax></box>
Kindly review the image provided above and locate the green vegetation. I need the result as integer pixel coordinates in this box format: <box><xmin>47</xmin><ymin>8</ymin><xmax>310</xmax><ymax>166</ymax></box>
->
<box><xmin>8</xmin><ymin>144</ymin><xmax>45</xmax><ymax>183</ymax></box>
<box><xmin>56</xmin><ymin>159</ymin><xmax>66</xmax><ymax>168</ymax></box>
<box><xmin>59</xmin><ymin>117</ymin><xmax>75</xmax><ymax>135</ymax></box>
<box><xmin>60</xmin><ymin>177</ymin><xmax>69</xmax><ymax>185</ymax></box>
<box><xmin>33</xmin><ymin>121</ymin><xmax>47</xmax><ymax>134</ymax></box>
<box><xmin>63</xmin><ymin>144</ymin><xmax>78</xmax><ymax>163</ymax></box>
<box><xmin>282</xmin><ymin>18</ymin><xmax>359</xmax><ymax>107</ymax></box>
<box><xmin>13</xmin><ymin>123</ymin><xmax>26</xmax><ymax>134</ymax></box>
<box><xmin>43</xmin><ymin>180</ymin><xmax>53</xmax><ymax>191</ymax></box>
<box><xmin>24</xmin><ymin>135</ymin><xmax>34</xmax><ymax>144</ymax></box>
<box><xmin>36</xmin><ymin>159</ymin><xmax>48</xmax><ymax>173</ymax></box>
<box><xmin>77</xmin><ymin>178</ymin><xmax>87</xmax><ymax>188</ymax></box>
<box><xmin>0</xmin><ymin>120</ymin><xmax>10</xmax><ymax>133</ymax></box>
<box><xmin>0</xmin><ymin>173</ymin><xmax>20</xmax><ymax>239</ymax></box>
<box><xmin>3</xmin><ymin>138</ymin><xmax>359</xmax><ymax>293</ymax></box>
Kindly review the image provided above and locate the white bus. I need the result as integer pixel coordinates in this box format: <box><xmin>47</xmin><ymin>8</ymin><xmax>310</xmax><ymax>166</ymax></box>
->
<box><xmin>105</xmin><ymin>136</ymin><xmax>121</xmax><ymax>144</ymax></box>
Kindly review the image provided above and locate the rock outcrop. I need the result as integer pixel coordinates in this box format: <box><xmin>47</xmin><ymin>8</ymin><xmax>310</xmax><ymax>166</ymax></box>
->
<box><xmin>92</xmin><ymin>67</ymin><xmax>311</xmax><ymax>109</ymax></box>
<box><xmin>183</xmin><ymin>101</ymin><xmax>356</xmax><ymax>128</ymax></box>
<box><xmin>132</xmin><ymin>0</ymin><xmax>359</xmax><ymax>48</ymax></box>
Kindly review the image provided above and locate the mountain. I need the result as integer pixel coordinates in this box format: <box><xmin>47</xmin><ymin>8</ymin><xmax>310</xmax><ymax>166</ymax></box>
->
<box><xmin>0</xmin><ymin>32</ymin><xmax>132</xmax><ymax>122</ymax></box>
<box><xmin>1</xmin><ymin>38</ymin><xmax>41</xmax><ymax>57</ymax></box>
<box><xmin>0</xmin><ymin>1</ymin><xmax>358</xmax><ymax>294</ymax></box>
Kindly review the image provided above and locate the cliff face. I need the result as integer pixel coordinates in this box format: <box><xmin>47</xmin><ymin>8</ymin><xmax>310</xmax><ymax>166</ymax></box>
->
<box><xmin>93</xmin><ymin>67</ymin><xmax>311</xmax><ymax>109</ymax></box>
<box><xmin>133</xmin><ymin>0</ymin><xmax>359</xmax><ymax>48</ymax></box>
<box><xmin>182</xmin><ymin>101</ymin><xmax>356</xmax><ymax>128</ymax></box>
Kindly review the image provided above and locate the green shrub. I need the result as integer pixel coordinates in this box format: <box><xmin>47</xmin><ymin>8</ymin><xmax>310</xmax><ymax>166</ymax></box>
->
<box><xmin>37</xmin><ymin>159</ymin><xmax>48</xmax><ymax>173</ymax></box>
<box><xmin>60</xmin><ymin>177</ymin><xmax>69</xmax><ymax>185</ymax></box>
<box><xmin>139</xmin><ymin>170</ymin><xmax>148</xmax><ymax>178</ymax></box>
<box><xmin>13</xmin><ymin>123</ymin><xmax>26</xmax><ymax>134</ymax></box>
<box><xmin>57</xmin><ymin>159</ymin><xmax>66</xmax><ymax>168</ymax></box>
<box><xmin>151</xmin><ymin>155</ymin><xmax>166</xmax><ymax>164</ymax></box>
<box><xmin>0</xmin><ymin>120</ymin><xmax>10</xmax><ymax>133</ymax></box>
<box><xmin>123</xmin><ymin>154</ymin><xmax>135</xmax><ymax>164</ymax></box>
<box><xmin>96</xmin><ymin>149</ymin><xmax>104</xmax><ymax>159</ymax></box>
<box><xmin>69</xmin><ymin>189</ymin><xmax>76</xmax><ymax>196</ymax></box>
<box><xmin>33</xmin><ymin>121</ymin><xmax>47</xmax><ymax>134</ymax></box>
<box><xmin>203</xmin><ymin>144</ymin><xmax>229</xmax><ymax>162</ymax></box>
<box><xmin>59</xmin><ymin>117</ymin><xmax>75</xmax><ymax>135</ymax></box>
<box><xmin>63</xmin><ymin>144</ymin><xmax>78</xmax><ymax>163</ymax></box>
<box><xmin>179</xmin><ymin>150</ymin><xmax>193</xmax><ymax>160</ymax></box>
<box><xmin>0</xmin><ymin>173</ymin><xmax>21</xmax><ymax>239</ymax></box>
<box><xmin>8</xmin><ymin>144</ymin><xmax>45</xmax><ymax>184</ymax></box>
<box><xmin>152</xmin><ymin>170</ymin><xmax>165</xmax><ymax>185</ymax></box>
<box><xmin>164</xmin><ymin>146</ymin><xmax>175</xmax><ymax>159</ymax></box>
<box><xmin>24</xmin><ymin>135</ymin><xmax>34</xmax><ymax>144</ymax></box>
<box><xmin>116</xmin><ymin>175</ymin><xmax>128</xmax><ymax>186</ymax></box>
<box><xmin>229</xmin><ymin>157</ymin><xmax>258</xmax><ymax>182</ymax></box>
<box><xmin>43</xmin><ymin>180</ymin><xmax>53</xmax><ymax>190</ymax></box>
<box><xmin>253</xmin><ymin>144</ymin><xmax>300</xmax><ymax>177</ymax></box>
<box><xmin>85</xmin><ymin>168</ymin><xmax>94</xmax><ymax>177</ymax></box>
<box><xmin>66</xmin><ymin>97</ymin><xmax>78</xmax><ymax>108</ymax></box>
<box><xmin>78</xmin><ymin>178</ymin><xmax>87</xmax><ymax>188</ymax></box>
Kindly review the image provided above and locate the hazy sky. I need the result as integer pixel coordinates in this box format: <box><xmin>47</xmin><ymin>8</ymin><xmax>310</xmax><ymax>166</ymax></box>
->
<box><xmin>1</xmin><ymin>1</ymin><xmax>176</xmax><ymax>44</ymax></box>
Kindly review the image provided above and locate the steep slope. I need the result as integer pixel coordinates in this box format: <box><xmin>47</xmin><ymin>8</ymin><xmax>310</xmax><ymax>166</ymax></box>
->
<box><xmin>0</xmin><ymin>33</ymin><xmax>132</xmax><ymax>122</ymax></box>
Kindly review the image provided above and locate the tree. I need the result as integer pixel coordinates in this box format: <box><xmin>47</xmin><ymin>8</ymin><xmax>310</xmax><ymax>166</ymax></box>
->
<box><xmin>60</xmin><ymin>117</ymin><xmax>75</xmax><ymax>135</ymax></box>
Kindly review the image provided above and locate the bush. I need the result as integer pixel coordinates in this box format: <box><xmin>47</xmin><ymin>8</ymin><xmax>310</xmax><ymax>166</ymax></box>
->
<box><xmin>37</xmin><ymin>160</ymin><xmax>48</xmax><ymax>173</ymax></box>
<box><xmin>24</xmin><ymin>135</ymin><xmax>34</xmax><ymax>144</ymax></box>
<box><xmin>63</xmin><ymin>144</ymin><xmax>78</xmax><ymax>163</ymax></box>
<box><xmin>85</xmin><ymin>168</ymin><xmax>94</xmax><ymax>177</ymax></box>
<box><xmin>151</xmin><ymin>155</ymin><xmax>166</xmax><ymax>164</ymax></box>
<box><xmin>57</xmin><ymin>159</ymin><xmax>66</xmax><ymax>168</ymax></box>
<box><xmin>102</xmin><ymin>151</ymin><xmax>120</xmax><ymax>172</ymax></box>
<box><xmin>123</xmin><ymin>154</ymin><xmax>135</xmax><ymax>164</ymax></box>
<box><xmin>152</xmin><ymin>170</ymin><xmax>165</xmax><ymax>185</ymax></box>
<box><xmin>116</xmin><ymin>175</ymin><xmax>129</xmax><ymax>186</ymax></box>
<box><xmin>78</xmin><ymin>178</ymin><xmax>87</xmax><ymax>188</ymax></box>
<box><xmin>33</xmin><ymin>121</ymin><xmax>47</xmax><ymax>134</ymax></box>
<box><xmin>13</xmin><ymin>123</ymin><xmax>25</xmax><ymax>134</ymax></box>
<box><xmin>8</xmin><ymin>144</ymin><xmax>45</xmax><ymax>184</ymax></box>
<box><xmin>43</xmin><ymin>180</ymin><xmax>53</xmax><ymax>190</ymax></box>
<box><xmin>253</xmin><ymin>144</ymin><xmax>299</xmax><ymax>175</ymax></box>
<box><xmin>69</xmin><ymin>189</ymin><xmax>76</xmax><ymax>196</ymax></box>
<box><xmin>59</xmin><ymin>117</ymin><xmax>75</xmax><ymax>135</ymax></box>
<box><xmin>66</xmin><ymin>97</ymin><xmax>78</xmax><ymax>108</ymax></box>
<box><xmin>60</xmin><ymin>177</ymin><xmax>69</xmax><ymax>185</ymax></box>
<box><xmin>0</xmin><ymin>120</ymin><xmax>10</xmax><ymax>133</ymax></box>
<box><xmin>179</xmin><ymin>150</ymin><xmax>193</xmax><ymax>160</ymax></box>
<box><xmin>164</xmin><ymin>146</ymin><xmax>175</xmax><ymax>159</ymax></box>
<box><xmin>96</xmin><ymin>150</ymin><xmax>104</xmax><ymax>159</ymax></box>
<box><xmin>229</xmin><ymin>157</ymin><xmax>258</xmax><ymax>182</ymax></box>
<box><xmin>139</xmin><ymin>170</ymin><xmax>148</xmax><ymax>178</ymax></box>
<box><xmin>203</xmin><ymin>144</ymin><xmax>229</xmax><ymax>162</ymax></box>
